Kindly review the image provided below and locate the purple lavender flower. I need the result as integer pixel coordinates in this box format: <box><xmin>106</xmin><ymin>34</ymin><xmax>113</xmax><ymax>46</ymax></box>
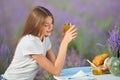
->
<box><xmin>107</xmin><ymin>26</ymin><xmax>120</xmax><ymax>57</ymax></box>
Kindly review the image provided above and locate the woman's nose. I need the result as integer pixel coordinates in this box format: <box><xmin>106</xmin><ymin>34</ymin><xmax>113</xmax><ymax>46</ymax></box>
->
<box><xmin>49</xmin><ymin>25</ymin><xmax>53</xmax><ymax>30</ymax></box>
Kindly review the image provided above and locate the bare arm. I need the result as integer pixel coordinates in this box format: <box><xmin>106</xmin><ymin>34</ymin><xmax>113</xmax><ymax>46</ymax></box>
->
<box><xmin>32</xmin><ymin>25</ymin><xmax>77</xmax><ymax>76</ymax></box>
<box><xmin>46</xmin><ymin>48</ymin><xmax>56</xmax><ymax>64</ymax></box>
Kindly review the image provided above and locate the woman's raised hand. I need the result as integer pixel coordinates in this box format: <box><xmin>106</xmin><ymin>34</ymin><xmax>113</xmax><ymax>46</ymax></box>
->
<box><xmin>62</xmin><ymin>25</ymin><xmax>77</xmax><ymax>44</ymax></box>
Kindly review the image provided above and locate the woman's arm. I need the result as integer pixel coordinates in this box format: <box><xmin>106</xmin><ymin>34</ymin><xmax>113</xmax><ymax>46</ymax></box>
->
<box><xmin>46</xmin><ymin>48</ymin><xmax>56</xmax><ymax>64</ymax></box>
<box><xmin>31</xmin><ymin>40</ymin><xmax>68</xmax><ymax>76</ymax></box>
<box><xmin>32</xmin><ymin>25</ymin><xmax>77</xmax><ymax>76</ymax></box>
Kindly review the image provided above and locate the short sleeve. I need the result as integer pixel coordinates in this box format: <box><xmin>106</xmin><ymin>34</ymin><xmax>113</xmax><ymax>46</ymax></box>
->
<box><xmin>20</xmin><ymin>35</ymin><xmax>44</xmax><ymax>56</ymax></box>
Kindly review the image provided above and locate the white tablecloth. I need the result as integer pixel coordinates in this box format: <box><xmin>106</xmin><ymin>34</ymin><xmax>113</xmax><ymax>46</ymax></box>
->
<box><xmin>54</xmin><ymin>66</ymin><xmax>120</xmax><ymax>80</ymax></box>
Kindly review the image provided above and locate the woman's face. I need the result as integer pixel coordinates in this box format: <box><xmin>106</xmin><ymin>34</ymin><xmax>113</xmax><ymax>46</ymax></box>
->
<box><xmin>42</xmin><ymin>16</ymin><xmax>53</xmax><ymax>37</ymax></box>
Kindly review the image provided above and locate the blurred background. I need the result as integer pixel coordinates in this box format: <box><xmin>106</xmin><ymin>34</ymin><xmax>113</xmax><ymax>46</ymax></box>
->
<box><xmin>0</xmin><ymin>0</ymin><xmax>120</xmax><ymax>79</ymax></box>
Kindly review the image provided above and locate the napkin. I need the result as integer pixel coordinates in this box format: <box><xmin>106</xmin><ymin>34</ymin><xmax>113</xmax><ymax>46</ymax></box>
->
<box><xmin>54</xmin><ymin>70</ymin><xmax>89</xmax><ymax>80</ymax></box>
<box><xmin>68</xmin><ymin>70</ymin><xmax>88</xmax><ymax>79</ymax></box>
<box><xmin>54</xmin><ymin>70</ymin><xmax>96</xmax><ymax>80</ymax></box>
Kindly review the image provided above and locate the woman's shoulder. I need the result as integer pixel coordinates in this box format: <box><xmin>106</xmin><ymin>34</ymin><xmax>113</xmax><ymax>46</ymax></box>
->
<box><xmin>22</xmin><ymin>34</ymin><xmax>38</xmax><ymax>41</ymax></box>
<box><xmin>19</xmin><ymin>34</ymin><xmax>39</xmax><ymax>44</ymax></box>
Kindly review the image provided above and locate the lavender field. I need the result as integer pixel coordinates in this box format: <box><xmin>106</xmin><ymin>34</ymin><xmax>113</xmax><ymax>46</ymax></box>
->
<box><xmin>0</xmin><ymin>0</ymin><xmax>120</xmax><ymax>79</ymax></box>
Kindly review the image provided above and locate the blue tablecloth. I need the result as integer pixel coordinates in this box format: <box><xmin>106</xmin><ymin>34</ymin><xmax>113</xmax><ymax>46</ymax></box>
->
<box><xmin>54</xmin><ymin>66</ymin><xmax>120</xmax><ymax>80</ymax></box>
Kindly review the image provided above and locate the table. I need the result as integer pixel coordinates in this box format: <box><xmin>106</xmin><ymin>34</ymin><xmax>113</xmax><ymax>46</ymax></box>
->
<box><xmin>54</xmin><ymin>66</ymin><xmax>120</xmax><ymax>80</ymax></box>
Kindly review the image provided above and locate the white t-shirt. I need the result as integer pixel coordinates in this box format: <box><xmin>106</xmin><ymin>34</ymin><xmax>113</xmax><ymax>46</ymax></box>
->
<box><xmin>2</xmin><ymin>35</ymin><xmax>51</xmax><ymax>80</ymax></box>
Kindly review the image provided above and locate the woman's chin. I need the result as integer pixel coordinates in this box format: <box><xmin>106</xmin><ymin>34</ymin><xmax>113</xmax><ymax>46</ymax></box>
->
<box><xmin>45</xmin><ymin>34</ymin><xmax>51</xmax><ymax>37</ymax></box>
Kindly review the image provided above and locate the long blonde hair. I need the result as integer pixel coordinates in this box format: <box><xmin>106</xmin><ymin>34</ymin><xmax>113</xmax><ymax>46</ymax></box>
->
<box><xmin>11</xmin><ymin>6</ymin><xmax>54</xmax><ymax>61</ymax></box>
<box><xmin>21</xmin><ymin>6</ymin><xmax>54</xmax><ymax>37</ymax></box>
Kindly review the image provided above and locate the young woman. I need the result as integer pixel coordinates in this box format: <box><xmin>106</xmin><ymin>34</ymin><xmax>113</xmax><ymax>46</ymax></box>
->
<box><xmin>0</xmin><ymin>6</ymin><xmax>77</xmax><ymax>80</ymax></box>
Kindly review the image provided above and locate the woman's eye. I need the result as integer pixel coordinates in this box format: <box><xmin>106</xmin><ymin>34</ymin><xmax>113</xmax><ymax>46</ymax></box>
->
<box><xmin>45</xmin><ymin>25</ymin><xmax>49</xmax><ymax>27</ymax></box>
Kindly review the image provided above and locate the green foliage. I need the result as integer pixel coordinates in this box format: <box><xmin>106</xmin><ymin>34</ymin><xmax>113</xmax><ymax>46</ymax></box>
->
<box><xmin>95</xmin><ymin>17</ymin><xmax>113</xmax><ymax>31</ymax></box>
<box><xmin>14</xmin><ymin>24</ymin><xmax>24</xmax><ymax>39</ymax></box>
<box><xmin>0</xmin><ymin>61</ymin><xmax>5</xmax><ymax>74</ymax></box>
<box><xmin>35</xmin><ymin>71</ymin><xmax>54</xmax><ymax>80</ymax></box>
<box><xmin>67</xmin><ymin>15</ymin><xmax>113</xmax><ymax>60</ymax></box>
